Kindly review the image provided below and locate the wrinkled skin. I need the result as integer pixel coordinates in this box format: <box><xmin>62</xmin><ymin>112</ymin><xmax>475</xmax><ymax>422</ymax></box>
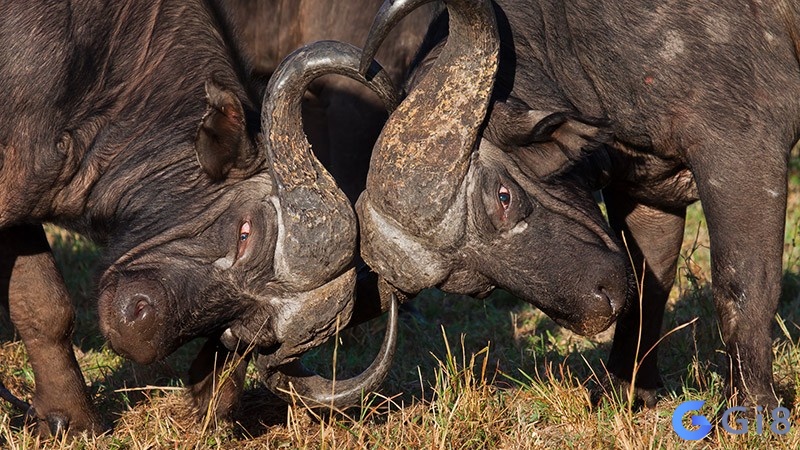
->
<box><xmin>0</xmin><ymin>1</ymin><xmax>397</xmax><ymax>435</ymax></box>
<box><xmin>358</xmin><ymin>0</ymin><xmax>800</xmax><ymax>409</ymax></box>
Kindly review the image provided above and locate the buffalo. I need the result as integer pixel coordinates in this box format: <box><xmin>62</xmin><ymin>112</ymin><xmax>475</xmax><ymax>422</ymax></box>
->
<box><xmin>0</xmin><ymin>0</ymin><xmax>397</xmax><ymax>435</ymax></box>
<box><xmin>357</xmin><ymin>0</ymin><xmax>800</xmax><ymax>410</ymax></box>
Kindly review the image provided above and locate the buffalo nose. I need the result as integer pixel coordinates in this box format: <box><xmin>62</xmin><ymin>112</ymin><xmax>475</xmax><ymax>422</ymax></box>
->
<box><xmin>116</xmin><ymin>287</ymin><xmax>159</xmax><ymax>338</ymax></box>
<box><xmin>594</xmin><ymin>285</ymin><xmax>625</xmax><ymax>317</ymax></box>
<box><xmin>99</xmin><ymin>274</ymin><xmax>166</xmax><ymax>364</ymax></box>
<box><xmin>113</xmin><ymin>281</ymin><xmax>163</xmax><ymax>349</ymax></box>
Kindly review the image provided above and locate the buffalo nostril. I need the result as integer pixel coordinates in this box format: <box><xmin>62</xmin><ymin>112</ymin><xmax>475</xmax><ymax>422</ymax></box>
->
<box><xmin>134</xmin><ymin>298</ymin><xmax>151</xmax><ymax>320</ymax></box>
<box><xmin>596</xmin><ymin>286</ymin><xmax>623</xmax><ymax>316</ymax></box>
<box><xmin>99</xmin><ymin>276</ymin><xmax>165</xmax><ymax>364</ymax></box>
<box><xmin>125</xmin><ymin>294</ymin><xmax>154</xmax><ymax>323</ymax></box>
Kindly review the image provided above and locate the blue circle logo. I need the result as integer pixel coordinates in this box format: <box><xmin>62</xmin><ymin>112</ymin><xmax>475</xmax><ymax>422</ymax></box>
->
<box><xmin>672</xmin><ymin>400</ymin><xmax>713</xmax><ymax>441</ymax></box>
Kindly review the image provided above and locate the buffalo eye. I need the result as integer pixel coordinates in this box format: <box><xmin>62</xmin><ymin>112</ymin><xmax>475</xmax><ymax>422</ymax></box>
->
<box><xmin>498</xmin><ymin>185</ymin><xmax>511</xmax><ymax>210</ymax></box>
<box><xmin>237</xmin><ymin>221</ymin><xmax>251</xmax><ymax>259</ymax></box>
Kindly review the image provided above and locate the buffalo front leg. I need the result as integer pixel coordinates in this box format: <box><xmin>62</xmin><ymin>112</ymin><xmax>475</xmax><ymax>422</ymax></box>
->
<box><xmin>1</xmin><ymin>224</ymin><xmax>101</xmax><ymax>434</ymax></box>
<box><xmin>187</xmin><ymin>337</ymin><xmax>248</xmax><ymax>423</ymax></box>
<box><xmin>691</xmin><ymin>150</ymin><xmax>786</xmax><ymax>408</ymax></box>
<box><xmin>603</xmin><ymin>190</ymin><xmax>686</xmax><ymax>407</ymax></box>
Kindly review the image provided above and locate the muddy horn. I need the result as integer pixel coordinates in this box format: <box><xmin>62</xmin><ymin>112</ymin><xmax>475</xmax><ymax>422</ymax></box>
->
<box><xmin>258</xmin><ymin>40</ymin><xmax>399</xmax><ymax>406</ymax></box>
<box><xmin>263</xmin><ymin>40</ymin><xmax>398</xmax><ymax>290</ymax></box>
<box><xmin>358</xmin><ymin>0</ymin><xmax>500</xmax><ymax>241</ymax></box>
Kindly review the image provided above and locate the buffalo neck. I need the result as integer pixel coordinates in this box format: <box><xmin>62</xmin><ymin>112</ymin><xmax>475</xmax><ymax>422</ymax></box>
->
<box><xmin>3</xmin><ymin>1</ymin><xmax>258</xmax><ymax>240</ymax></box>
<box><xmin>407</xmin><ymin>1</ymin><xmax>686</xmax><ymax>193</ymax></box>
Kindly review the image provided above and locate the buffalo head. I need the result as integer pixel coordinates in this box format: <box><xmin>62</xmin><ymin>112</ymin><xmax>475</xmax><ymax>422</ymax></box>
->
<box><xmin>356</xmin><ymin>0</ymin><xmax>632</xmax><ymax>335</ymax></box>
<box><xmin>96</xmin><ymin>41</ymin><xmax>399</xmax><ymax>402</ymax></box>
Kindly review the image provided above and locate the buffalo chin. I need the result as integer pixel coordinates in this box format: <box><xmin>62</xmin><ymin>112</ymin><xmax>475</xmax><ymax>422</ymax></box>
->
<box><xmin>101</xmin><ymin>324</ymin><xmax>165</xmax><ymax>365</ymax></box>
<box><xmin>556</xmin><ymin>314</ymin><xmax>618</xmax><ymax>337</ymax></box>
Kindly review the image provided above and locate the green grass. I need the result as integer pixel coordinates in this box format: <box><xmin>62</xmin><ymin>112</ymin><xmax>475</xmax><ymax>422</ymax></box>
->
<box><xmin>4</xmin><ymin>165</ymin><xmax>800</xmax><ymax>448</ymax></box>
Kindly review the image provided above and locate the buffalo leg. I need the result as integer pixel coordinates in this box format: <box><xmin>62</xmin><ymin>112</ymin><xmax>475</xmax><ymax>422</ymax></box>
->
<box><xmin>603</xmin><ymin>191</ymin><xmax>686</xmax><ymax>407</ymax></box>
<box><xmin>187</xmin><ymin>337</ymin><xmax>248</xmax><ymax>422</ymax></box>
<box><xmin>1</xmin><ymin>224</ymin><xmax>101</xmax><ymax>434</ymax></box>
<box><xmin>690</xmin><ymin>147</ymin><xmax>786</xmax><ymax>408</ymax></box>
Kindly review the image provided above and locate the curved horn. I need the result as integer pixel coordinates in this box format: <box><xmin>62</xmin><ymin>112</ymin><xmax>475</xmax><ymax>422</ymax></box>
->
<box><xmin>262</xmin><ymin>41</ymin><xmax>398</xmax><ymax>290</ymax></box>
<box><xmin>259</xmin><ymin>293</ymin><xmax>398</xmax><ymax>407</ymax></box>
<box><xmin>359</xmin><ymin>0</ymin><xmax>499</xmax><ymax>241</ymax></box>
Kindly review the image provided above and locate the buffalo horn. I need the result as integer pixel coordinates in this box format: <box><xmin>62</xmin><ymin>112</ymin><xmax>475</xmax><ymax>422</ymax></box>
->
<box><xmin>359</xmin><ymin>0</ymin><xmax>500</xmax><ymax>241</ymax></box>
<box><xmin>260</xmin><ymin>293</ymin><xmax>398</xmax><ymax>407</ymax></box>
<box><xmin>259</xmin><ymin>40</ymin><xmax>399</xmax><ymax>407</ymax></box>
<box><xmin>262</xmin><ymin>40</ymin><xmax>398</xmax><ymax>290</ymax></box>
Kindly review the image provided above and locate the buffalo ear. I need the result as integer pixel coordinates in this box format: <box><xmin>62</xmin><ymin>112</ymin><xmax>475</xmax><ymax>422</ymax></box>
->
<box><xmin>195</xmin><ymin>80</ymin><xmax>256</xmax><ymax>181</ymax></box>
<box><xmin>485</xmin><ymin>97</ymin><xmax>611</xmax><ymax>179</ymax></box>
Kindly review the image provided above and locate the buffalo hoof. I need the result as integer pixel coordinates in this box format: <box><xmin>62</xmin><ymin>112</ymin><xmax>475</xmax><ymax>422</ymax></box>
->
<box><xmin>590</xmin><ymin>372</ymin><xmax>662</xmax><ymax>410</ymax></box>
<box><xmin>25</xmin><ymin>403</ymin><xmax>104</xmax><ymax>437</ymax></box>
<box><xmin>25</xmin><ymin>405</ymin><xmax>69</xmax><ymax>437</ymax></box>
<box><xmin>188</xmin><ymin>379</ymin><xmax>241</xmax><ymax>423</ymax></box>
<box><xmin>44</xmin><ymin>411</ymin><xmax>69</xmax><ymax>437</ymax></box>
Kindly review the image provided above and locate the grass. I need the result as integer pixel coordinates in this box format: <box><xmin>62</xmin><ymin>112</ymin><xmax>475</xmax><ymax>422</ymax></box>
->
<box><xmin>4</xmin><ymin>163</ymin><xmax>800</xmax><ymax>448</ymax></box>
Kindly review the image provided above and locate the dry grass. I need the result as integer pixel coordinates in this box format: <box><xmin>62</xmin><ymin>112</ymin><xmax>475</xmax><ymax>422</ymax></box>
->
<box><xmin>4</xmin><ymin>164</ymin><xmax>800</xmax><ymax>448</ymax></box>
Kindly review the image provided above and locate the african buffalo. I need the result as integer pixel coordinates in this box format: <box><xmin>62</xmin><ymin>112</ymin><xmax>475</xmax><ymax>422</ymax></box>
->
<box><xmin>0</xmin><ymin>1</ymin><xmax>397</xmax><ymax>435</ymax></box>
<box><xmin>357</xmin><ymin>0</ymin><xmax>800</xmax><ymax>409</ymax></box>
